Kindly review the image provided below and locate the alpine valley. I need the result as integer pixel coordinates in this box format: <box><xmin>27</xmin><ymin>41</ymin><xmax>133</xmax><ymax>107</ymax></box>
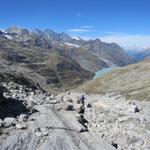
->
<box><xmin>0</xmin><ymin>26</ymin><xmax>150</xmax><ymax>150</ymax></box>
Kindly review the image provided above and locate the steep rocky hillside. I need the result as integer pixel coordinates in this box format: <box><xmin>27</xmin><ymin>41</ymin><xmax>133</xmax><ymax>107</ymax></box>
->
<box><xmin>69</xmin><ymin>38</ymin><xmax>134</xmax><ymax>66</ymax></box>
<box><xmin>58</xmin><ymin>44</ymin><xmax>108</xmax><ymax>72</ymax></box>
<box><xmin>80</xmin><ymin>59</ymin><xmax>150</xmax><ymax>101</ymax></box>
<box><xmin>0</xmin><ymin>26</ymin><xmax>135</xmax><ymax>91</ymax></box>
<box><xmin>1</xmin><ymin>80</ymin><xmax>149</xmax><ymax>150</ymax></box>
<box><xmin>0</xmin><ymin>82</ymin><xmax>116</xmax><ymax>150</ymax></box>
<box><xmin>4</xmin><ymin>26</ymin><xmax>134</xmax><ymax>71</ymax></box>
<box><xmin>0</xmin><ymin>39</ymin><xmax>93</xmax><ymax>92</ymax></box>
<box><xmin>0</xmin><ymin>27</ymin><xmax>149</xmax><ymax>150</ymax></box>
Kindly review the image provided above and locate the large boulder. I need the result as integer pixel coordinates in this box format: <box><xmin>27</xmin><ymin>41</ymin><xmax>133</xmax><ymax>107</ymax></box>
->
<box><xmin>66</xmin><ymin>105</ymin><xmax>74</xmax><ymax>111</ymax></box>
<box><xmin>17</xmin><ymin>114</ymin><xmax>29</xmax><ymax>123</ymax></box>
<box><xmin>3</xmin><ymin>117</ymin><xmax>17</xmax><ymax>128</ymax></box>
<box><xmin>56</xmin><ymin>103</ymin><xmax>74</xmax><ymax>111</ymax></box>
<box><xmin>128</xmin><ymin>102</ymin><xmax>140</xmax><ymax>113</ymax></box>
<box><xmin>16</xmin><ymin>123</ymin><xmax>27</xmax><ymax>129</ymax></box>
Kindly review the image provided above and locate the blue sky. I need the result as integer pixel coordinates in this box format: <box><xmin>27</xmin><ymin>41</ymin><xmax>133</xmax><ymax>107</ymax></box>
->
<box><xmin>0</xmin><ymin>0</ymin><xmax>150</xmax><ymax>48</ymax></box>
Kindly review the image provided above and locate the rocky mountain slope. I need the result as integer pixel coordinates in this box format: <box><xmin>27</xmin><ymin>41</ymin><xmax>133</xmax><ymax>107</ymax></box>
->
<box><xmin>0</xmin><ymin>27</ymin><xmax>149</xmax><ymax>150</ymax></box>
<box><xmin>70</xmin><ymin>38</ymin><xmax>134</xmax><ymax>66</ymax></box>
<box><xmin>0</xmin><ymin>38</ymin><xmax>93</xmax><ymax>92</ymax></box>
<box><xmin>3</xmin><ymin>26</ymin><xmax>134</xmax><ymax>72</ymax></box>
<box><xmin>0</xmin><ymin>26</ymin><xmax>135</xmax><ymax>91</ymax></box>
<box><xmin>60</xmin><ymin>92</ymin><xmax>150</xmax><ymax>150</ymax></box>
<box><xmin>58</xmin><ymin>44</ymin><xmax>108</xmax><ymax>72</ymax></box>
<box><xmin>80</xmin><ymin>59</ymin><xmax>150</xmax><ymax>101</ymax></box>
<box><xmin>0</xmin><ymin>82</ymin><xmax>116</xmax><ymax>150</ymax></box>
<box><xmin>0</xmin><ymin>81</ymin><xmax>149</xmax><ymax>150</ymax></box>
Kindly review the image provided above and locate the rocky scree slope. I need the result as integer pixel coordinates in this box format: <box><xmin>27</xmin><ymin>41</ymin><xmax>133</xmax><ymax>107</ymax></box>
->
<box><xmin>72</xmin><ymin>92</ymin><xmax>150</xmax><ymax>150</ymax></box>
<box><xmin>0</xmin><ymin>81</ymin><xmax>149</xmax><ymax>150</ymax></box>
<box><xmin>59</xmin><ymin>92</ymin><xmax>150</xmax><ymax>150</ymax></box>
<box><xmin>0</xmin><ymin>82</ymin><xmax>115</xmax><ymax>150</ymax></box>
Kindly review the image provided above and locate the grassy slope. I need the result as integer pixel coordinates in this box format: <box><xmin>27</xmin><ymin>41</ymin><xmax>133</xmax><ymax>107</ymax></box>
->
<box><xmin>80</xmin><ymin>59</ymin><xmax>150</xmax><ymax>101</ymax></box>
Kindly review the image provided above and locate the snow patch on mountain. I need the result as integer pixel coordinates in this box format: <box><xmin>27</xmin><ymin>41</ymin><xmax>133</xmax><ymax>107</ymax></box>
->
<box><xmin>98</xmin><ymin>56</ymin><xmax>115</xmax><ymax>66</ymax></box>
<box><xmin>72</xmin><ymin>36</ymin><xmax>81</xmax><ymax>40</ymax></box>
<box><xmin>4</xmin><ymin>35</ymin><xmax>12</xmax><ymax>39</ymax></box>
<box><xmin>0</xmin><ymin>29</ymin><xmax>7</xmax><ymax>34</ymax></box>
<box><xmin>64</xmin><ymin>42</ymin><xmax>80</xmax><ymax>48</ymax></box>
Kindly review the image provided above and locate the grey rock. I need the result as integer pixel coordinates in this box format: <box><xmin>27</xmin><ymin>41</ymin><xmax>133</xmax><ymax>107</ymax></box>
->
<box><xmin>87</xmin><ymin>103</ymin><xmax>92</xmax><ymax>108</ymax></box>
<box><xmin>56</xmin><ymin>103</ymin><xmax>74</xmax><ymax>111</ymax></box>
<box><xmin>3</xmin><ymin>117</ymin><xmax>17</xmax><ymax>128</ymax></box>
<box><xmin>128</xmin><ymin>103</ymin><xmax>140</xmax><ymax>113</ymax></box>
<box><xmin>0</xmin><ymin>131</ymin><xmax>40</xmax><ymax>150</ymax></box>
<box><xmin>66</xmin><ymin>104</ymin><xmax>74</xmax><ymax>111</ymax></box>
<box><xmin>0</xmin><ymin>83</ymin><xmax>118</xmax><ymax>150</ymax></box>
<box><xmin>17</xmin><ymin>114</ymin><xmax>29</xmax><ymax>122</ymax></box>
<box><xmin>16</xmin><ymin>123</ymin><xmax>27</xmax><ymax>129</ymax></box>
<box><xmin>111</xmin><ymin>141</ymin><xmax>118</xmax><ymax>149</ymax></box>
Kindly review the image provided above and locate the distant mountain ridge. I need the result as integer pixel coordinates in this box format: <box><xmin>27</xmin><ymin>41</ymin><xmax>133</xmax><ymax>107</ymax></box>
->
<box><xmin>70</xmin><ymin>38</ymin><xmax>134</xmax><ymax>66</ymax></box>
<box><xmin>5</xmin><ymin>26</ymin><xmax>72</xmax><ymax>43</ymax></box>
<box><xmin>0</xmin><ymin>26</ymin><xmax>135</xmax><ymax>91</ymax></box>
<box><xmin>0</xmin><ymin>38</ymin><xmax>93</xmax><ymax>92</ymax></box>
<box><xmin>2</xmin><ymin>26</ymin><xmax>134</xmax><ymax>71</ymax></box>
<box><xmin>127</xmin><ymin>48</ymin><xmax>150</xmax><ymax>62</ymax></box>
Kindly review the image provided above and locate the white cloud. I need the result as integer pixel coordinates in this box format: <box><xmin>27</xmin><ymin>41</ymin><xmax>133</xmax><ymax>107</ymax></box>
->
<box><xmin>100</xmin><ymin>33</ymin><xmax>150</xmax><ymax>50</ymax></box>
<box><xmin>67</xmin><ymin>26</ymin><xmax>94</xmax><ymax>34</ymax></box>
<box><xmin>67</xmin><ymin>28</ymin><xmax>90</xmax><ymax>33</ymax></box>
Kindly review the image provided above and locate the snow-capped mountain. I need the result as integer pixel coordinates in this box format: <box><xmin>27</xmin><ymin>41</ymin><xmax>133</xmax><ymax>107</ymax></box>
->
<box><xmin>1</xmin><ymin>26</ymin><xmax>134</xmax><ymax>72</ymax></box>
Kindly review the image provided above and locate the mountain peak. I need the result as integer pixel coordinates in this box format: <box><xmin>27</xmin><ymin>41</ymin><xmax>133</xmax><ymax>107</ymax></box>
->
<box><xmin>43</xmin><ymin>29</ymin><xmax>72</xmax><ymax>41</ymax></box>
<box><xmin>72</xmin><ymin>36</ymin><xmax>82</xmax><ymax>40</ymax></box>
<box><xmin>89</xmin><ymin>38</ymin><xmax>101</xmax><ymax>43</ymax></box>
<box><xmin>6</xmin><ymin>26</ymin><xmax>29</xmax><ymax>35</ymax></box>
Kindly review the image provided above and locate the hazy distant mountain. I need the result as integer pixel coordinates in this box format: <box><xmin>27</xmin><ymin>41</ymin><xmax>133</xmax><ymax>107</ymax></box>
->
<box><xmin>5</xmin><ymin>26</ymin><xmax>134</xmax><ymax>67</ymax></box>
<box><xmin>70</xmin><ymin>38</ymin><xmax>134</xmax><ymax>66</ymax></box>
<box><xmin>127</xmin><ymin>49</ymin><xmax>150</xmax><ymax>62</ymax></box>
<box><xmin>6</xmin><ymin>26</ymin><xmax>72</xmax><ymax>43</ymax></box>
<box><xmin>0</xmin><ymin>26</ymin><xmax>134</xmax><ymax>83</ymax></box>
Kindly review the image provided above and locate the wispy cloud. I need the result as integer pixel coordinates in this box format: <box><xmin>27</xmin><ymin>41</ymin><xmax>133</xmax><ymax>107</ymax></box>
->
<box><xmin>67</xmin><ymin>26</ymin><xmax>94</xmax><ymax>34</ymax></box>
<box><xmin>67</xmin><ymin>28</ymin><xmax>90</xmax><ymax>33</ymax></box>
<box><xmin>100</xmin><ymin>33</ymin><xmax>150</xmax><ymax>49</ymax></box>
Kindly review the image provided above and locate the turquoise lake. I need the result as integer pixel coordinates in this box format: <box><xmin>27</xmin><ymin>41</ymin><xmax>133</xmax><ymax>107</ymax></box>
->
<box><xmin>93</xmin><ymin>65</ymin><xmax>118</xmax><ymax>79</ymax></box>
